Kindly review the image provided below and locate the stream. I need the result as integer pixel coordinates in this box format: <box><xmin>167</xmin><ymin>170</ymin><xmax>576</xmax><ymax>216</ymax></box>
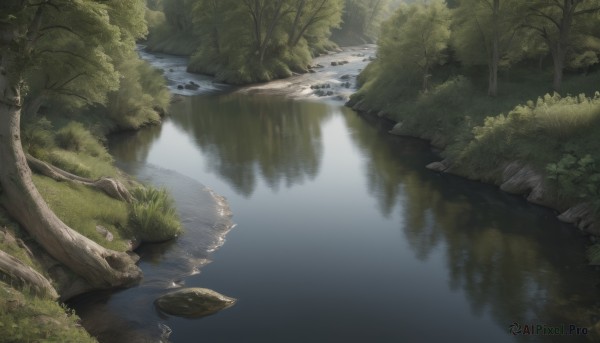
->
<box><xmin>70</xmin><ymin>46</ymin><xmax>600</xmax><ymax>343</ymax></box>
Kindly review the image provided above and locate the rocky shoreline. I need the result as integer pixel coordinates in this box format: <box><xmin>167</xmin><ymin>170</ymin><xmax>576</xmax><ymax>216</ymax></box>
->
<box><xmin>348</xmin><ymin>103</ymin><xmax>600</xmax><ymax>247</ymax></box>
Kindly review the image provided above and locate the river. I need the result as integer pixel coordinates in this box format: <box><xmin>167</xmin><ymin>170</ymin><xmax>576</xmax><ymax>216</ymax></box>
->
<box><xmin>70</xmin><ymin>49</ymin><xmax>600</xmax><ymax>343</ymax></box>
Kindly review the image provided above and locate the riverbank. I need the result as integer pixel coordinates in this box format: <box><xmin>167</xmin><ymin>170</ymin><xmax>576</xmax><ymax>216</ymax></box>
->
<box><xmin>347</xmin><ymin>79</ymin><xmax>600</xmax><ymax>259</ymax></box>
<box><xmin>0</xmin><ymin>91</ymin><xmax>183</xmax><ymax>341</ymax></box>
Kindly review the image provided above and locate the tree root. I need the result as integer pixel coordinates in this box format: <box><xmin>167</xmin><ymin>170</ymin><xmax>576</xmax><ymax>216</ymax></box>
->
<box><xmin>26</xmin><ymin>154</ymin><xmax>133</xmax><ymax>202</ymax></box>
<box><xmin>0</xmin><ymin>249</ymin><xmax>58</xmax><ymax>299</ymax></box>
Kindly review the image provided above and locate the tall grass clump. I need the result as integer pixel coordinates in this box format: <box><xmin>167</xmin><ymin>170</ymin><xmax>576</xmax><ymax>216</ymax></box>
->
<box><xmin>55</xmin><ymin>122</ymin><xmax>112</xmax><ymax>161</ymax></box>
<box><xmin>129</xmin><ymin>186</ymin><xmax>181</xmax><ymax>243</ymax></box>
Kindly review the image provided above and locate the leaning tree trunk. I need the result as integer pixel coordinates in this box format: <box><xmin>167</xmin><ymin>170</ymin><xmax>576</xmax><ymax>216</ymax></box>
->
<box><xmin>0</xmin><ymin>62</ymin><xmax>141</xmax><ymax>291</ymax></box>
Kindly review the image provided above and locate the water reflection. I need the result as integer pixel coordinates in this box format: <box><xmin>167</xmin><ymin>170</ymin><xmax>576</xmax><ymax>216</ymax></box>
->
<box><xmin>343</xmin><ymin>109</ymin><xmax>600</xmax><ymax>341</ymax></box>
<box><xmin>95</xmin><ymin>94</ymin><xmax>600</xmax><ymax>342</ymax></box>
<box><xmin>168</xmin><ymin>94</ymin><xmax>333</xmax><ymax>196</ymax></box>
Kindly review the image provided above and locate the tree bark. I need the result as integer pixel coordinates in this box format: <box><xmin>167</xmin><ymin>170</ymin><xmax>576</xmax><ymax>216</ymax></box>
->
<box><xmin>26</xmin><ymin>154</ymin><xmax>133</xmax><ymax>202</ymax></box>
<box><xmin>488</xmin><ymin>0</ymin><xmax>500</xmax><ymax>97</ymax></box>
<box><xmin>0</xmin><ymin>249</ymin><xmax>58</xmax><ymax>299</ymax></box>
<box><xmin>0</xmin><ymin>57</ymin><xmax>142</xmax><ymax>291</ymax></box>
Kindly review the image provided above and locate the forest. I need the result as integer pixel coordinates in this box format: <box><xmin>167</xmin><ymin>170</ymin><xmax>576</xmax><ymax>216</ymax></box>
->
<box><xmin>1</xmin><ymin>0</ymin><xmax>600</xmax><ymax>341</ymax></box>
<box><xmin>349</xmin><ymin>0</ymin><xmax>600</xmax><ymax>251</ymax></box>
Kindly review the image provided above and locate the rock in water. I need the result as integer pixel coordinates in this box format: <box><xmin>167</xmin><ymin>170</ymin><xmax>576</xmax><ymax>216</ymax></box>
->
<box><xmin>155</xmin><ymin>288</ymin><xmax>236</xmax><ymax>318</ymax></box>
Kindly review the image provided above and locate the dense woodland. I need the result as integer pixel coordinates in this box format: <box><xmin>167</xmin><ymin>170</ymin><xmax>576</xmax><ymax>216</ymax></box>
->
<box><xmin>145</xmin><ymin>0</ymin><xmax>401</xmax><ymax>83</ymax></box>
<box><xmin>1</xmin><ymin>0</ymin><xmax>600</xmax><ymax>341</ymax></box>
<box><xmin>350</xmin><ymin>0</ymin><xmax>600</xmax><ymax>243</ymax></box>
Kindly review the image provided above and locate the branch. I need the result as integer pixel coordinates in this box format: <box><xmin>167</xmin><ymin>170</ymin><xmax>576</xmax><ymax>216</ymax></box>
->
<box><xmin>574</xmin><ymin>6</ymin><xmax>600</xmax><ymax>16</ymax></box>
<box><xmin>38</xmin><ymin>25</ymin><xmax>83</xmax><ymax>38</ymax></box>
<box><xmin>528</xmin><ymin>7</ymin><xmax>561</xmax><ymax>29</ymax></box>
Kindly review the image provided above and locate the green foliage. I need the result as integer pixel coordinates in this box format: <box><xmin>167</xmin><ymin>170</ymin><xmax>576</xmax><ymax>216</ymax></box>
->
<box><xmin>376</xmin><ymin>1</ymin><xmax>451</xmax><ymax>91</ymax></box>
<box><xmin>187</xmin><ymin>0</ymin><xmax>343</xmax><ymax>84</ymax></box>
<box><xmin>22</xmin><ymin>117</ymin><xmax>55</xmax><ymax>160</ymax></box>
<box><xmin>129</xmin><ymin>186</ymin><xmax>181</xmax><ymax>243</ymax></box>
<box><xmin>103</xmin><ymin>54</ymin><xmax>168</xmax><ymax>130</ymax></box>
<box><xmin>0</xmin><ymin>284</ymin><xmax>96</xmax><ymax>343</ymax></box>
<box><xmin>331</xmin><ymin>0</ymin><xmax>392</xmax><ymax>45</ymax></box>
<box><xmin>33</xmin><ymin>175</ymin><xmax>131</xmax><ymax>252</ymax></box>
<box><xmin>144</xmin><ymin>0</ymin><xmax>200</xmax><ymax>55</ymax></box>
<box><xmin>547</xmin><ymin>152</ymin><xmax>600</xmax><ymax>207</ymax></box>
<box><xmin>55</xmin><ymin>122</ymin><xmax>112</xmax><ymax>161</ymax></box>
<box><xmin>587</xmin><ymin>243</ymin><xmax>600</xmax><ymax>264</ymax></box>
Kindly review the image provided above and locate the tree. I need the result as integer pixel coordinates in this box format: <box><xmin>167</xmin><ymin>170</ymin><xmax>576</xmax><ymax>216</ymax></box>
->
<box><xmin>189</xmin><ymin>0</ymin><xmax>343</xmax><ymax>83</ymax></box>
<box><xmin>378</xmin><ymin>1</ymin><xmax>451</xmax><ymax>92</ymax></box>
<box><xmin>332</xmin><ymin>0</ymin><xmax>391</xmax><ymax>45</ymax></box>
<box><xmin>0</xmin><ymin>1</ymin><xmax>141</xmax><ymax>292</ymax></box>
<box><xmin>286</xmin><ymin>0</ymin><xmax>343</xmax><ymax>48</ymax></box>
<box><xmin>524</xmin><ymin>0</ymin><xmax>600</xmax><ymax>91</ymax></box>
<box><xmin>452</xmin><ymin>0</ymin><xmax>528</xmax><ymax>96</ymax></box>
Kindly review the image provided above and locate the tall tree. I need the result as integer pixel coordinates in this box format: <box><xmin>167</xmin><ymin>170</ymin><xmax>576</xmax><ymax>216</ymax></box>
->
<box><xmin>286</xmin><ymin>0</ymin><xmax>342</xmax><ymax>48</ymax></box>
<box><xmin>524</xmin><ymin>0</ymin><xmax>600</xmax><ymax>91</ymax></box>
<box><xmin>378</xmin><ymin>1</ymin><xmax>451</xmax><ymax>92</ymax></box>
<box><xmin>452</xmin><ymin>0</ymin><xmax>527</xmax><ymax>96</ymax></box>
<box><xmin>0</xmin><ymin>1</ymin><xmax>141</xmax><ymax>291</ymax></box>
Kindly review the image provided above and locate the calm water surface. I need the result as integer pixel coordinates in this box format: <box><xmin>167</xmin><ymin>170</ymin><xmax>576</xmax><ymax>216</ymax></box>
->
<box><xmin>77</xmin><ymin>93</ymin><xmax>600</xmax><ymax>342</ymax></box>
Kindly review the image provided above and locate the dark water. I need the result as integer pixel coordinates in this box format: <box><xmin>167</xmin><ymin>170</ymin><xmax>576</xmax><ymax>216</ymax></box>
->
<box><xmin>75</xmin><ymin>93</ymin><xmax>600</xmax><ymax>342</ymax></box>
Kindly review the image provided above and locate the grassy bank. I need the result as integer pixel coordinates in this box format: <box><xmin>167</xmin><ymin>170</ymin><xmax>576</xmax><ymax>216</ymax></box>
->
<box><xmin>350</xmin><ymin>66</ymin><xmax>600</xmax><ymax>261</ymax></box>
<box><xmin>0</xmin><ymin>117</ymin><xmax>182</xmax><ymax>341</ymax></box>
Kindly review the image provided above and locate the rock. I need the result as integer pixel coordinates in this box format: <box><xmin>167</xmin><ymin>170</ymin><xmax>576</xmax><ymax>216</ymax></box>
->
<box><xmin>184</xmin><ymin>83</ymin><xmax>200</xmax><ymax>90</ymax></box>
<box><xmin>326</xmin><ymin>91</ymin><xmax>334</xmax><ymax>96</ymax></box>
<box><xmin>331</xmin><ymin>61</ymin><xmax>338</xmax><ymax>66</ymax></box>
<box><xmin>155</xmin><ymin>287</ymin><xmax>236</xmax><ymax>318</ymax></box>
<box><xmin>341</xmin><ymin>60</ymin><xmax>349</xmax><ymax>64</ymax></box>
<box><xmin>169</xmin><ymin>68</ymin><xmax>174</xmax><ymax>72</ymax></box>
<box><xmin>177</xmin><ymin>85</ymin><xmax>184</xmax><ymax>90</ymax></box>
<box><xmin>340</xmin><ymin>74</ymin><xmax>351</xmax><ymax>80</ymax></box>
<box><xmin>315</xmin><ymin>64</ymin><xmax>324</xmax><ymax>68</ymax></box>
<box><xmin>309</xmin><ymin>69</ymin><xmax>316</xmax><ymax>73</ymax></box>
<box><xmin>426</xmin><ymin>161</ymin><xmax>450</xmax><ymax>172</ymax></box>
<box><xmin>500</xmin><ymin>162</ymin><xmax>543</xmax><ymax>195</ymax></box>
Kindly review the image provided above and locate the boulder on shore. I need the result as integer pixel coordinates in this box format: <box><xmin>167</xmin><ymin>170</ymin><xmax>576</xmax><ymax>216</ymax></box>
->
<box><xmin>155</xmin><ymin>287</ymin><xmax>236</xmax><ymax>318</ymax></box>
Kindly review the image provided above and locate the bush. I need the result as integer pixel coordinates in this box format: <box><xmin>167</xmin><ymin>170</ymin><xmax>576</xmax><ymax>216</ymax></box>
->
<box><xmin>55</xmin><ymin>122</ymin><xmax>112</xmax><ymax>161</ymax></box>
<box><xmin>47</xmin><ymin>151</ymin><xmax>93</xmax><ymax>178</ymax></box>
<box><xmin>21</xmin><ymin>117</ymin><xmax>55</xmax><ymax>159</ymax></box>
<box><xmin>129</xmin><ymin>186</ymin><xmax>181</xmax><ymax>243</ymax></box>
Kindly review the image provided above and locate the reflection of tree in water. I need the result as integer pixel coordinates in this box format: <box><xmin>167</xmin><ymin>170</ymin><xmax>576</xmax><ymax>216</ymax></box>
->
<box><xmin>108</xmin><ymin>123</ymin><xmax>163</xmax><ymax>174</ymax></box>
<box><xmin>343</xmin><ymin>109</ymin><xmax>600</xmax><ymax>341</ymax></box>
<box><xmin>169</xmin><ymin>94</ymin><xmax>332</xmax><ymax>197</ymax></box>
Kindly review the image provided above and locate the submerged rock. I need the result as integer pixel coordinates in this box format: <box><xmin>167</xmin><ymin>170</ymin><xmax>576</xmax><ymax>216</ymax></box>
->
<box><xmin>155</xmin><ymin>287</ymin><xmax>236</xmax><ymax>318</ymax></box>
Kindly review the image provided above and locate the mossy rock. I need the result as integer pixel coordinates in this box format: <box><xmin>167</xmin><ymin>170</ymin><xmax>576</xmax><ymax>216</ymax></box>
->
<box><xmin>155</xmin><ymin>287</ymin><xmax>236</xmax><ymax>318</ymax></box>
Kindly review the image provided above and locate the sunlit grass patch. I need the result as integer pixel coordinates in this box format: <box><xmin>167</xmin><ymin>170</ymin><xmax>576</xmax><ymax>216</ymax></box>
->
<box><xmin>33</xmin><ymin>175</ymin><xmax>131</xmax><ymax>252</ymax></box>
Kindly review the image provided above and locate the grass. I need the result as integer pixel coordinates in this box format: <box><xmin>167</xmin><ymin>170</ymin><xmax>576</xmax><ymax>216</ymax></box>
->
<box><xmin>55</xmin><ymin>122</ymin><xmax>113</xmax><ymax>161</ymax></box>
<box><xmin>129</xmin><ymin>186</ymin><xmax>181</xmax><ymax>243</ymax></box>
<box><xmin>32</xmin><ymin>174</ymin><xmax>132</xmax><ymax>252</ymax></box>
<box><xmin>0</xmin><ymin>283</ymin><xmax>96</xmax><ymax>343</ymax></box>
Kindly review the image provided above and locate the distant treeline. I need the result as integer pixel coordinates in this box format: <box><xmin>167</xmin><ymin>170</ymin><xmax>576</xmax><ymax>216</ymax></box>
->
<box><xmin>144</xmin><ymin>0</ymin><xmax>403</xmax><ymax>83</ymax></box>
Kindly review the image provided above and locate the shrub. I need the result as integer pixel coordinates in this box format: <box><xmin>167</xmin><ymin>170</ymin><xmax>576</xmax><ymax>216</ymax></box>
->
<box><xmin>55</xmin><ymin>122</ymin><xmax>112</xmax><ymax>161</ymax></box>
<box><xmin>129</xmin><ymin>186</ymin><xmax>181</xmax><ymax>243</ymax></box>
<box><xmin>21</xmin><ymin>117</ymin><xmax>55</xmax><ymax>159</ymax></box>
